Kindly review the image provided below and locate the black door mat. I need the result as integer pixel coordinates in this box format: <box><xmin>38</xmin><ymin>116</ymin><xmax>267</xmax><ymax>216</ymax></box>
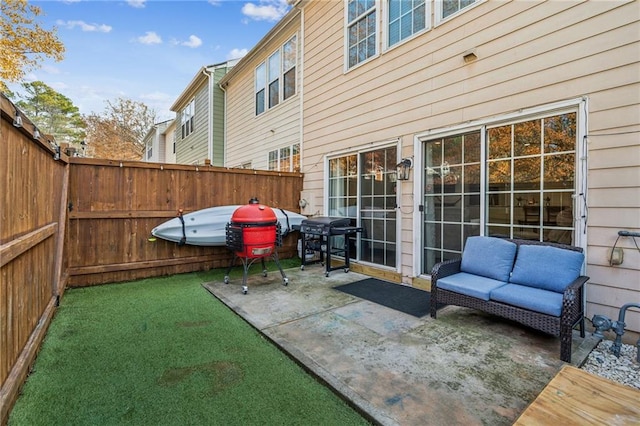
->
<box><xmin>334</xmin><ymin>278</ymin><xmax>443</xmax><ymax>318</ymax></box>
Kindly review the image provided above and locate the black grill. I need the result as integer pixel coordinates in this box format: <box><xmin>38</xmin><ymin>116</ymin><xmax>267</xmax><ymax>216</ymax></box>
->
<box><xmin>299</xmin><ymin>217</ymin><xmax>362</xmax><ymax>277</ymax></box>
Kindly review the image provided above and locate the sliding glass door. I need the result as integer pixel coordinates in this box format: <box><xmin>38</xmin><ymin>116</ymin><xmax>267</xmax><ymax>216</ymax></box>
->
<box><xmin>421</xmin><ymin>111</ymin><xmax>578</xmax><ymax>274</ymax></box>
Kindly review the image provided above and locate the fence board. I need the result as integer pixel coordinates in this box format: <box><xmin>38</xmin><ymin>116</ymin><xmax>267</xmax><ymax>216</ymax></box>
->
<box><xmin>1</xmin><ymin>92</ymin><xmax>304</xmax><ymax>423</ymax></box>
<box><xmin>65</xmin><ymin>159</ymin><xmax>304</xmax><ymax>286</ymax></box>
<box><xmin>1</xmin><ymin>94</ymin><xmax>67</xmax><ymax>425</ymax></box>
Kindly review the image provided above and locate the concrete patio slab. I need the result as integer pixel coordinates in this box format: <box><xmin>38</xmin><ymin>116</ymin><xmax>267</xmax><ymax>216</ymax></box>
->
<box><xmin>203</xmin><ymin>264</ymin><xmax>598</xmax><ymax>426</ymax></box>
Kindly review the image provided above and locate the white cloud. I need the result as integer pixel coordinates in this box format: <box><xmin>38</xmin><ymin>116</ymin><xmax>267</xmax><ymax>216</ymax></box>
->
<box><xmin>181</xmin><ymin>35</ymin><xmax>202</xmax><ymax>48</ymax></box>
<box><xmin>137</xmin><ymin>31</ymin><xmax>162</xmax><ymax>45</ymax></box>
<box><xmin>56</xmin><ymin>19</ymin><xmax>112</xmax><ymax>33</ymax></box>
<box><xmin>208</xmin><ymin>0</ymin><xmax>222</xmax><ymax>5</ymax></box>
<box><xmin>127</xmin><ymin>0</ymin><xmax>146</xmax><ymax>8</ymax></box>
<box><xmin>227</xmin><ymin>48</ymin><xmax>248</xmax><ymax>60</ymax></box>
<box><xmin>241</xmin><ymin>0</ymin><xmax>290</xmax><ymax>22</ymax></box>
<box><xmin>41</xmin><ymin>65</ymin><xmax>62</xmax><ymax>75</ymax></box>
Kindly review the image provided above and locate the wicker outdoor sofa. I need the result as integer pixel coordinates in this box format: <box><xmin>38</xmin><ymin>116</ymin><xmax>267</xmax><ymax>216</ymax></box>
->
<box><xmin>429</xmin><ymin>236</ymin><xmax>589</xmax><ymax>362</ymax></box>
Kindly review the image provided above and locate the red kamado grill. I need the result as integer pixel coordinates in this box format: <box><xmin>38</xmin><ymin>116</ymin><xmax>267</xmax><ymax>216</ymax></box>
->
<box><xmin>224</xmin><ymin>198</ymin><xmax>288</xmax><ymax>294</ymax></box>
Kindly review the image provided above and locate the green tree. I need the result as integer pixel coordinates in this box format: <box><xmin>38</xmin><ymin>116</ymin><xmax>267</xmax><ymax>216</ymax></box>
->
<box><xmin>84</xmin><ymin>97</ymin><xmax>157</xmax><ymax>160</ymax></box>
<box><xmin>0</xmin><ymin>0</ymin><xmax>64</xmax><ymax>92</ymax></box>
<box><xmin>15</xmin><ymin>80</ymin><xmax>86</xmax><ymax>146</ymax></box>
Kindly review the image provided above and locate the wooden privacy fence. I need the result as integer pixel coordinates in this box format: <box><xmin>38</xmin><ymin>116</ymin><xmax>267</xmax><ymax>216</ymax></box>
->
<box><xmin>0</xmin><ymin>92</ymin><xmax>304</xmax><ymax>424</ymax></box>
<box><xmin>66</xmin><ymin>158</ymin><xmax>303</xmax><ymax>286</ymax></box>
<box><xmin>1</xmin><ymin>95</ymin><xmax>69</xmax><ymax>424</ymax></box>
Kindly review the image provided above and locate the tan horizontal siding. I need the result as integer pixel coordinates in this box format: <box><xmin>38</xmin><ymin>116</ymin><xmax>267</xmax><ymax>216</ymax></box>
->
<box><xmin>224</xmin><ymin>15</ymin><xmax>301</xmax><ymax>170</ymax></box>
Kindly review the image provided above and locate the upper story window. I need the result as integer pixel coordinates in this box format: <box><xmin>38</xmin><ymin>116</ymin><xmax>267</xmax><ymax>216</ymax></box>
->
<box><xmin>283</xmin><ymin>36</ymin><xmax>297</xmax><ymax>101</ymax></box>
<box><xmin>255</xmin><ymin>35</ymin><xmax>298</xmax><ymax>116</ymax></box>
<box><xmin>388</xmin><ymin>0</ymin><xmax>429</xmax><ymax>47</ymax></box>
<box><xmin>436</xmin><ymin>0</ymin><xmax>480</xmax><ymax>24</ymax></box>
<box><xmin>181</xmin><ymin>99</ymin><xmax>194</xmax><ymax>139</ymax></box>
<box><xmin>268</xmin><ymin>51</ymin><xmax>280</xmax><ymax>108</ymax></box>
<box><xmin>346</xmin><ymin>0</ymin><xmax>377</xmax><ymax>69</ymax></box>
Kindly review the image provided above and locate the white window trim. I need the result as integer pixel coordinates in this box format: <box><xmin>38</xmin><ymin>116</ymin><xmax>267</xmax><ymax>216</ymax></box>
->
<box><xmin>255</xmin><ymin>34</ymin><xmax>298</xmax><ymax>116</ymax></box>
<box><xmin>344</xmin><ymin>0</ymin><xmax>381</xmax><ymax>73</ymax></box>
<box><xmin>268</xmin><ymin>142</ymin><xmax>300</xmax><ymax>172</ymax></box>
<box><xmin>383</xmin><ymin>0</ymin><xmax>432</xmax><ymax>52</ymax></box>
<box><xmin>434</xmin><ymin>0</ymin><xmax>484</xmax><ymax>27</ymax></box>
<box><xmin>323</xmin><ymin>138</ymin><xmax>402</xmax><ymax>271</ymax></box>
<box><xmin>412</xmin><ymin>97</ymin><xmax>589</xmax><ymax>277</ymax></box>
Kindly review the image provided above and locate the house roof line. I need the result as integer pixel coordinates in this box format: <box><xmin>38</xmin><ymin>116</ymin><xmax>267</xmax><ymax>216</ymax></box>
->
<box><xmin>170</xmin><ymin>60</ymin><xmax>238</xmax><ymax>112</ymax></box>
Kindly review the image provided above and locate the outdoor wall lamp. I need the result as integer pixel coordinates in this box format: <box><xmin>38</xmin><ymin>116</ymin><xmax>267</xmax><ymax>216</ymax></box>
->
<box><xmin>396</xmin><ymin>158</ymin><xmax>413</xmax><ymax>181</ymax></box>
<box><xmin>13</xmin><ymin>109</ymin><xmax>23</xmax><ymax>128</ymax></box>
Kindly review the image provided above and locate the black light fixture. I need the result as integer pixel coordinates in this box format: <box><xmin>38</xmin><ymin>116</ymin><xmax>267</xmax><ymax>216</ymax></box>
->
<box><xmin>396</xmin><ymin>158</ymin><xmax>413</xmax><ymax>181</ymax></box>
<box><xmin>13</xmin><ymin>109</ymin><xmax>23</xmax><ymax>127</ymax></box>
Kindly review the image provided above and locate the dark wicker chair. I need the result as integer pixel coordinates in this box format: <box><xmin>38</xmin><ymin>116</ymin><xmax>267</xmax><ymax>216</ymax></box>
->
<box><xmin>429</xmin><ymin>238</ymin><xmax>589</xmax><ymax>362</ymax></box>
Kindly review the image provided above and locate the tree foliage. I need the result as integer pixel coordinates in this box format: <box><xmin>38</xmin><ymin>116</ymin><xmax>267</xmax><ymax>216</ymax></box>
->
<box><xmin>15</xmin><ymin>80</ymin><xmax>86</xmax><ymax>146</ymax></box>
<box><xmin>0</xmin><ymin>0</ymin><xmax>65</xmax><ymax>92</ymax></box>
<box><xmin>84</xmin><ymin>98</ymin><xmax>157</xmax><ymax>161</ymax></box>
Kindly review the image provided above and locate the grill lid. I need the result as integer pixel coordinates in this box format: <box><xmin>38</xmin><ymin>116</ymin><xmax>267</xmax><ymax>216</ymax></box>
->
<box><xmin>230</xmin><ymin>198</ymin><xmax>277</xmax><ymax>225</ymax></box>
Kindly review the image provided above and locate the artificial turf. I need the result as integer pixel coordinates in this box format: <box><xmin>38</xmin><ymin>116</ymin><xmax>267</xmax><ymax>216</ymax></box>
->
<box><xmin>8</xmin><ymin>264</ymin><xmax>370</xmax><ymax>425</ymax></box>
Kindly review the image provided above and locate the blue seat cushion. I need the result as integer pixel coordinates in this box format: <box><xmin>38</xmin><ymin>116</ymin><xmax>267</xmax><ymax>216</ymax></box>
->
<box><xmin>460</xmin><ymin>236</ymin><xmax>517</xmax><ymax>282</ymax></box>
<box><xmin>509</xmin><ymin>245</ymin><xmax>584</xmax><ymax>293</ymax></box>
<box><xmin>490</xmin><ymin>284</ymin><xmax>564</xmax><ymax>317</ymax></box>
<box><xmin>436</xmin><ymin>272</ymin><xmax>507</xmax><ymax>301</ymax></box>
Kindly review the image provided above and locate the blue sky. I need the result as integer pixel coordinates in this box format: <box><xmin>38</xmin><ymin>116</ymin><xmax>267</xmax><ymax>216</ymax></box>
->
<box><xmin>11</xmin><ymin>0</ymin><xmax>291</xmax><ymax>120</ymax></box>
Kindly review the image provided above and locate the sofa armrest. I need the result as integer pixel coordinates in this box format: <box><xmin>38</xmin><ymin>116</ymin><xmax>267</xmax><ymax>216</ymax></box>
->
<box><xmin>430</xmin><ymin>258</ymin><xmax>462</xmax><ymax>292</ymax></box>
<box><xmin>561</xmin><ymin>275</ymin><xmax>589</xmax><ymax>318</ymax></box>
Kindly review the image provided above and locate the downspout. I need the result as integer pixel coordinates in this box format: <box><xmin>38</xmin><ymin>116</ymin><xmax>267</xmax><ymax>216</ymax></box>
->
<box><xmin>203</xmin><ymin>67</ymin><xmax>214</xmax><ymax>163</ymax></box>
<box><xmin>298</xmin><ymin>4</ymin><xmax>304</xmax><ymax>170</ymax></box>
<box><xmin>219</xmin><ymin>80</ymin><xmax>227</xmax><ymax>168</ymax></box>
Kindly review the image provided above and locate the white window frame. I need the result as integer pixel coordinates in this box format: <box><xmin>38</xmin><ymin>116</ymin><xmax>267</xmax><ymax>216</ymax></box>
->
<box><xmin>268</xmin><ymin>143</ymin><xmax>300</xmax><ymax>172</ymax></box>
<box><xmin>255</xmin><ymin>35</ymin><xmax>298</xmax><ymax>116</ymax></box>
<box><xmin>181</xmin><ymin>99</ymin><xmax>194</xmax><ymax>139</ymax></box>
<box><xmin>413</xmin><ymin>97</ymin><xmax>589</xmax><ymax>277</ymax></box>
<box><xmin>344</xmin><ymin>0</ymin><xmax>379</xmax><ymax>71</ymax></box>
<box><xmin>384</xmin><ymin>0</ymin><xmax>431</xmax><ymax>50</ymax></box>
<box><xmin>434</xmin><ymin>0</ymin><xmax>482</xmax><ymax>26</ymax></box>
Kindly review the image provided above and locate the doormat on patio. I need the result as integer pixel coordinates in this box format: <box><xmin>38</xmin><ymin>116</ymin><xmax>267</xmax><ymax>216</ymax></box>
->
<box><xmin>334</xmin><ymin>278</ymin><xmax>442</xmax><ymax>318</ymax></box>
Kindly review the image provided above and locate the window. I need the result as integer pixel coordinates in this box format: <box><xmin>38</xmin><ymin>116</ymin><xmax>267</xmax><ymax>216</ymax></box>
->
<box><xmin>255</xmin><ymin>35</ymin><xmax>297</xmax><ymax>115</ymax></box>
<box><xmin>436</xmin><ymin>0</ymin><xmax>480</xmax><ymax>23</ymax></box>
<box><xmin>146</xmin><ymin>144</ymin><xmax>153</xmax><ymax>160</ymax></box>
<box><xmin>328</xmin><ymin>147</ymin><xmax>398</xmax><ymax>268</ymax></box>
<box><xmin>255</xmin><ymin>63</ymin><xmax>266</xmax><ymax>115</ymax></box>
<box><xmin>347</xmin><ymin>0</ymin><xmax>377</xmax><ymax>69</ymax></box>
<box><xmin>181</xmin><ymin>99</ymin><xmax>194</xmax><ymax>139</ymax></box>
<box><xmin>268</xmin><ymin>51</ymin><xmax>280</xmax><ymax>108</ymax></box>
<box><xmin>283</xmin><ymin>36</ymin><xmax>297</xmax><ymax>100</ymax></box>
<box><xmin>388</xmin><ymin>0</ymin><xmax>428</xmax><ymax>47</ymax></box>
<box><xmin>421</xmin><ymin>111</ymin><xmax>579</xmax><ymax>274</ymax></box>
<box><xmin>268</xmin><ymin>143</ymin><xmax>300</xmax><ymax>172</ymax></box>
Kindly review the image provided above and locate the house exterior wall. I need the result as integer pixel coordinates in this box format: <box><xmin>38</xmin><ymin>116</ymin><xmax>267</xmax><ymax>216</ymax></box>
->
<box><xmin>223</xmin><ymin>13</ymin><xmax>301</xmax><ymax>169</ymax></box>
<box><xmin>163</xmin><ymin>119</ymin><xmax>177</xmax><ymax>164</ymax></box>
<box><xmin>299</xmin><ymin>0</ymin><xmax>639</xmax><ymax>331</ymax></box>
<box><xmin>175</xmin><ymin>84</ymin><xmax>209</xmax><ymax>165</ymax></box>
<box><xmin>212</xmin><ymin>66</ymin><xmax>228</xmax><ymax>166</ymax></box>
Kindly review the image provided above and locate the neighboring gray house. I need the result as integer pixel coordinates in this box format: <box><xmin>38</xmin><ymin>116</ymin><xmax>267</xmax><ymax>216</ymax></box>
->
<box><xmin>170</xmin><ymin>60</ymin><xmax>238</xmax><ymax>165</ymax></box>
<box><xmin>143</xmin><ymin>119</ymin><xmax>176</xmax><ymax>163</ymax></box>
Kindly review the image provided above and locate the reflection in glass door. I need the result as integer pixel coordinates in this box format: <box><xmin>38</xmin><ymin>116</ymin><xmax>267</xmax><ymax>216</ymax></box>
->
<box><xmin>360</xmin><ymin>149</ymin><xmax>397</xmax><ymax>267</ymax></box>
<box><xmin>423</xmin><ymin>132</ymin><xmax>481</xmax><ymax>273</ymax></box>
<box><xmin>328</xmin><ymin>147</ymin><xmax>398</xmax><ymax>268</ymax></box>
<box><xmin>421</xmin><ymin>112</ymin><xmax>578</xmax><ymax>276</ymax></box>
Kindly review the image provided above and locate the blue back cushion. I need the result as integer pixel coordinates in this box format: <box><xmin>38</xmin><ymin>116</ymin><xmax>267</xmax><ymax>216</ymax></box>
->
<box><xmin>509</xmin><ymin>244</ymin><xmax>584</xmax><ymax>292</ymax></box>
<box><xmin>460</xmin><ymin>236</ymin><xmax>517</xmax><ymax>282</ymax></box>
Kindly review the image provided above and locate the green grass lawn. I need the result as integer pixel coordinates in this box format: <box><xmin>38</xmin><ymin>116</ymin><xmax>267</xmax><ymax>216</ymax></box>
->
<box><xmin>9</xmin><ymin>263</ymin><xmax>370</xmax><ymax>425</ymax></box>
